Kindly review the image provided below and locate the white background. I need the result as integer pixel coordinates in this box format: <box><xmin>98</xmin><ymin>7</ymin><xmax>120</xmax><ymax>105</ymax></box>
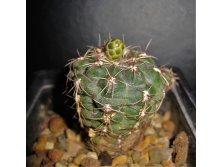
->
<box><xmin>0</xmin><ymin>0</ymin><xmax>221</xmax><ymax>166</ymax></box>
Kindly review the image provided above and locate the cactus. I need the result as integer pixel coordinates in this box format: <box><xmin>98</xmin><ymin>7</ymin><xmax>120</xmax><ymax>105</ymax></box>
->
<box><xmin>66</xmin><ymin>38</ymin><xmax>175</xmax><ymax>157</ymax></box>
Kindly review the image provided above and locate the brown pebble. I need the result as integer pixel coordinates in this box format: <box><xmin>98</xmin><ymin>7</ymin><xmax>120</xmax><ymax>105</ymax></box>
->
<box><xmin>138</xmin><ymin>157</ymin><xmax>148</xmax><ymax>166</ymax></box>
<box><xmin>47</xmin><ymin>135</ymin><xmax>57</xmax><ymax>143</ymax></box>
<box><xmin>67</xmin><ymin>163</ymin><xmax>78</xmax><ymax>167</ymax></box>
<box><xmin>45</xmin><ymin>141</ymin><xmax>54</xmax><ymax>150</ymax></box>
<box><xmin>76</xmin><ymin>134</ymin><xmax>81</xmax><ymax>142</ymax></box>
<box><xmin>158</xmin><ymin>129</ymin><xmax>167</xmax><ymax>137</ymax></box>
<box><xmin>115</xmin><ymin>164</ymin><xmax>128</xmax><ymax>167</ymax></box>
<box><xmin>112</xmin><ymin>155</ymin><xmax>128</xmax><ymax>167</ymax></box>
<box><xmin>99</xmin><ymin>151</ymin><xmax>112</xmax><ymax>166</ymax></box>
<box><xmin>145</xmin><ymin>165</ymin><xmax>163</xmax><ymax>167</ymax></box>
<box><xmin>66</xmin><ymin>141</ymin><xmax>83</xmax><ymax>157</ymax></box>
<box><xmin>65</xmin><ymin>129</ymin><xmax>77</xmax><ymax>141</ymax></box>
<box><xmin>153</xmin><ymin>137</ymin><xmax>170</xmax><ymax>148</ymax></box>
<box><xmin>163</xmin><ymin>121</ymin><xmax>175</xmax><ymax>136</ymax></box>
<box><xmin>129</xmin><ymin>164</ymin><xmax>140</xmax><ymax>167</ymax></box>
<box><xmin>151</xmin><ymin>114</ymin><xmax>162</xmax><ymax>129</ymax></box>
<box><xmin>80</xmin><ymin>157</ymin><xmax>100</xmax><ymax>167</ymax></box>
<box><xmin>126</xmin><ymin>156</ymin><xmax>133</xmax><ymax>164</ymax></box>
<box><xmin>144</xmin><ymin>127</ymin><xmax>156</xmax><ymax>136</ymax></box>
<box><xmin>33</xmin><ymin>135</ymin><xmax>48</xmax><ymax>153</ymax></box>
<box><xmin>41</xmin><ymin>157</ymin><xmax>54</xmax><ymax>167</ymax></box>
<box><xmin>49</xmin><ymin>116</ymin><xmax>67</xmax><ymax>135</ymax></box>
<box><xmin>87</xmin><ymin>151</ymin><xmax>98</xmax><ymax>160</ymax></box>
<box><xmin>132</xmin><ymin>151</ymin><xmax>141</xmax><ymax>163</ymax></box>
<box><xmin>172</xmin><ymin>131</ymin><xmax>189</xmax><ymax>166</ymax></box>
<box><xmin>127</xmin><ymin>150</ymin><xmax>133</xmax><ymax>156</ymax></box>
<box><xmin>149</xmin><ymin>148</ymin><xmax>173</xmax><ymax>164</ymax></box>
<box><xmin>47</xmin><ymin>149</ymin><xmax>64</xmax><ymax>163</ymax></box>
<box><xmin>153</xmin><ymin>143</ymin><xmax>165</xmax><ymax>149</ymax></box>
<box><xmin>162</xmin><ymin>111</ymin><xmax>171</xmax><ymax>122</ymax></box>
<box><xmin>40</xmin><ymin>128</ymin><xmax>52</xmax><ymax>136</ymax></box>
<box><xmin>60</xmin><ymin>152</ymin><xmax>71</xmax><ymax>161</ymax></box>
<box><xmin>42</xmin><ymin>162</ymin><xmax>54</xmax><ymax>167</ymax></box>
<box><xmin>134</xmin><ymin>134</ymin><xmax>157</xmax><ymax>151</ymax></box>
<box><xmin>55</xmin><ymin>162</ymin><xmax>67</xmax><ymax>167</ymax></box>
<box><xmin>55</xmin><ymin>134</ymin><xmax>67</xmax><ymax>150</ymax></box>
<box><xmin>73</xmin><ymin>153</ymin><xmax>87</xmax><ymax>165</ymax></box>
<box><xmin>140</xmin><ymin>151</ymin><xmax>149</xmax><ymax>165</ymax></box>
<box><xmin>161</xmin><ymin>160</ymin><xmax>175</xmax><ymax>167</ymax></box>
<box><xmin>176</xmin><ymin>164</ymin><xmax>187</xmax><ymax>167</ymax></box>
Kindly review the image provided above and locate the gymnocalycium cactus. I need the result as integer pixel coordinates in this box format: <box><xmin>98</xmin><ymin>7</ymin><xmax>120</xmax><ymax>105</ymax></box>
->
<box><xmin>66</xmin><ymin>38</ymin><xmax>175</xmax><ymax>157</ymax></box>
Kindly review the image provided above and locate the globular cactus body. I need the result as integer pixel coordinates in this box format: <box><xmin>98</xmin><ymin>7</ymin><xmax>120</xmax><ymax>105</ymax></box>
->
<box><xmin>66</xmin><ymin>38</ymin><xmax>174</xmax><ymax>156</ymax></box>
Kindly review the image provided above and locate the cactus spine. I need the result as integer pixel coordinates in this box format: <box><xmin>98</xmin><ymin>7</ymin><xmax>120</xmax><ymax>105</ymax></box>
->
<box><xmin>66</xmin><ymin>38</ymin><xmax>174</xmax><ymax>156</ymax></box>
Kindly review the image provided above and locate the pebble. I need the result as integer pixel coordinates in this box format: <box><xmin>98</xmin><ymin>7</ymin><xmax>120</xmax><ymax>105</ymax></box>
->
<box><xmin>86</xmin><ymin>151</ymin><xmax>98</xmax><ymax>160</ymax></box>
<box><xmin>161</xmin><ymin>160</ymin><xmax>175</xmax><ymax>167</ymax></box>
<box><xmin>45</xmin><ymin>141</ymin><xmax>55</xmax><ymax>150</ymax></box>
<box><xmin>40</xmin><ymin>115</ymin><xmax>54</xmax><ymax>132</ymax></box>
<box><xmin>139</xmin><ymin>151</ymin><xmax>149</xmax><ymax>165</ymax></box>
<box><xmin>131</xmin><ymin>151</ymin><xmax>141</xmax><ymax>163</ymax></box>
<box><xmin>162</xmin><ymin>121</ymin><xmax>175</xmax><ymax>135</ymax></box>
<box><xmin>111</xmin><ymin>155</ymin><xmax>128</xmax><ymax>167</ymax></box>
<box><xmin>49</xmin><ymin>116</ymin><xmax>67</xmax><ymax>135</ymax></box>
<box><xmin>77</xmin><ymin>148</ymin><xmax>90</xmax><ymax>155</ymax></box>
<box><xmin>56</xmin><ymin>134</ymin><xmax>67</xmax><ymax>150</ymax></box>
<box><xmin>176</xmin><ymin>164</ymin><xmax>187</xmax><ymax>167</ymax></box>
<box><xmin>99</xmin><ymin>151</ymin><xmax>112</xmax><ymax>166</ymax></box>
<box><xmin>40</xmin><ymin>128</ymin><xmax>52</xmax><ymax>136</ymax></box>
<box><xmin>114</xmin><ymin>164</ymin><xmax>128</xmax><ymax>167</ymax></box>
<box><xmin>41</xmin><ymin>156</ymin><xmax>54</xmax><ymax>167</ymax></box>
<box><xmin>172</xmin><ymin>131</ymin><xmax>189</xmax><ymax>166</ymax></box>
<box><xmin>73</xmin><ymin>153</ymin><xmax>87</xmax><ymax>165</ymax></box>
<box><xmin>80</xmin><ymin>157</ymin><xmax>101</xmax><ymax>167</ymax></box>
<box><xmin>67</xmin><ymin>157</ymin><xmax>74</xmax><ymax>163</ymax></box>
<box><xmin>127</xmin><ymin>150</ymin><xmax>133</xmax><ymax>156</ymax></box>
<box><xmin>153</xmin><ymin>137</ymin><xmax>170</xmax><ymax>148</ymax></box>
<box><xmin>151</xmin><ymin>114</ymin><xmax>162</xmax><ymax>129</ymax></box>
<box><xmin>138</xmin><ymin>158</ymin><xmax>148</xmax><ymax>166</ymax></box>
<box><xmin>33</xmin><ymin>135</ymin><xmax>48</xmax><ymax>153</ymax></box>
<box><xmin>129</xmin><ymin>164</ymin><xmax>140</xmax><ymax>167</ymax></box>
<box><xmin>66</xmin><ymin>141</ymin><xmax>83</xmax><ymax>157</ymax></box>
<box><xmin>67</xmin><ymin>163</ymin><xmax>78</xmax><ymax>167</ymax></box>
<box><xmin>149</xmin><ymin>148</ymin><xmax>173</xmax><ymax>164</ymax></box>
<box><xmin>65</xmin><ymin>129</ymin><xmax>76</xmax><ymax>141</ymax></box>
<box><xmin>144</xmin><ymin>127</ymin><xmax>156</xmax><ymax>136</ymax></box>
<box><xmin>47</xmin><ymin>149</ymin><xmax>64</xmax><ymax>163</ymax></box>
<box><xmin>58</xmin><ymin>134</ymin><xmax>66</xmax><ymax>143</ymax></box>
<box><xmin>158</xmin><ymin>129</ymin><xmax>167</xmax><ymax>137</ymax></box>
<box><xmin>146</xmin><ymin>164</ymin><xmax>163</xmax><ymax>167</ymax></box>
<box><xmin>162</xmin><ymin>111</ymin><xmax>171</xmax><ymax>122</ymax></box>
<box><xmin>60</xmin><ymin>152</ymin><xmax>70</xmax><ymax>161</ymax></box>
<box><xmin>151</xmin><ymin>143</ymin><xmax>165</xmax><ymax>149</ymax></box>
<box><xmin>76</xmin><ymin>134</ymin><xmax>81</xmax><ymax>142</ymax></box>
<box><xmin>134</xmin><ymin>134</ymin><xmax>157</xmax><ymax>151</ymax></box>
<box><xmin>126</xmin><ymin>156</ymin><xmax>133</xmax><ymax>164</ymax></box>
<box><xmin>55</xmin><ymin>162</ymin><xmax>67</xmax><ymax>167</ymax></box>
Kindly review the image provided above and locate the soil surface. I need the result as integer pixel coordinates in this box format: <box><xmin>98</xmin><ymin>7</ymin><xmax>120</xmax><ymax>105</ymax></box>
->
<box><xmin>27</xmin><ymin>105</ymin><xmax>189</xmax><ymax>167</ymax></box>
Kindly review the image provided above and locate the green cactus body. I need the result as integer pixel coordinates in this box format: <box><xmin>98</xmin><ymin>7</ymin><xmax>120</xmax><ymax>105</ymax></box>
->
<box><xmin>66</xmin><ymin>38</ymin><xmax>174</xmax><ymax>157</ymax></box>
